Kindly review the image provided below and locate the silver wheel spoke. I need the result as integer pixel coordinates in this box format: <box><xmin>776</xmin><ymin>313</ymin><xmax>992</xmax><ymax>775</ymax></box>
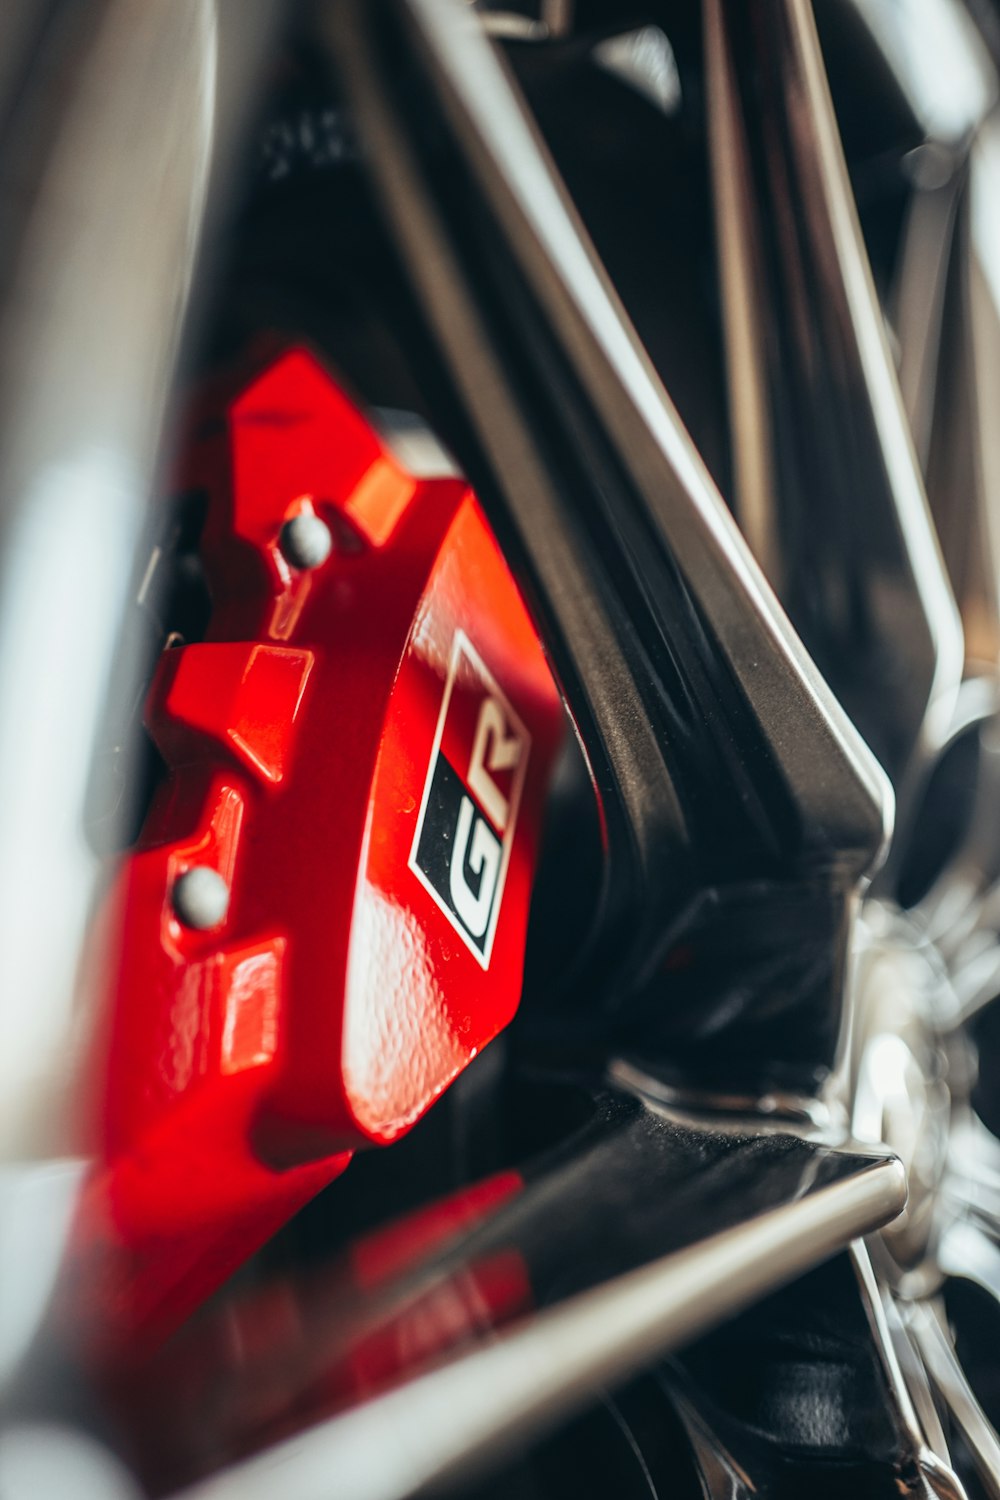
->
<box><xmin>704</xmin><ymin>0</ymin><xmax>963</xmax><ymax>820</ymax></box>
<box><xmin>904</xmin><ymin>1295</ymin><xmax>1000</xmax><ymax>1499</ymax></box>
<box><xmin>917</xmin><ymin>113</ymin><xmax>1000</xmax><ymax>675</ymax></box>
<box><xmin>854</xmin><ymin>1244</ymin><xmax>953</xmax><ymax>1468</ymax></box>
<box><xmin>910</xmin><ymin>108</ymin><xmax>1000</xmax><ymax>935</ymax></box>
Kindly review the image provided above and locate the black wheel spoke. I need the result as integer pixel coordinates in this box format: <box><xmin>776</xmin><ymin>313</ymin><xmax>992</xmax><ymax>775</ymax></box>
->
<box><xmin>323</xmin><ymin>0</ymin><xmax>891</xmax><ymax>1092</ymax></box>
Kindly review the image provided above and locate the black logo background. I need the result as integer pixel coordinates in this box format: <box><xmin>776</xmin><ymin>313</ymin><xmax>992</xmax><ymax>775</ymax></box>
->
<box><xmin>413</xmin><ymin>754</ymin><xmax>498</xmax><ymax>955</ymax></box>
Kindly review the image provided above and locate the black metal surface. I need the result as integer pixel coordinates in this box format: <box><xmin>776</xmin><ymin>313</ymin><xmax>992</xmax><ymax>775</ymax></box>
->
<box><xmin>705</xmin><ymin>0</ymin><xmax>962</xmax><ymax>804</ymax></box>
<box><xmin>85</xmin><ymin>1081</ymin><xmax>900</xmax><ymax>1495</ymax></box>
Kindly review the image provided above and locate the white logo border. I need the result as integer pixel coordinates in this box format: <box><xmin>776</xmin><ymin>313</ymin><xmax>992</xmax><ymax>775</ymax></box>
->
<box><xmin>408</xmin><ymin>629</ymin><xmax>530</xmax><ymax>969</ymax></box>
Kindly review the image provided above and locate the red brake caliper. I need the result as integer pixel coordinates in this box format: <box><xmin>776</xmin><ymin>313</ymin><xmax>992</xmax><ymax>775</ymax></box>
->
<box><xmin>78</xmin><ymin>347</ymin><xmax>563</xmax><ymax>1341</ymax></box>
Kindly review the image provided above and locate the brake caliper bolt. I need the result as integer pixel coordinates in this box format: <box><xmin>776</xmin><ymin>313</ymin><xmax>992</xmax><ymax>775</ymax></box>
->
<box><xmin>172</xmin><ymin>866</ymin><xmax>230</xmax><ymax>930</ymax></box>
<box><xmin>279</xmin><ymin>512</ymin><xmax>333</xmax><ymax>571</ymax></box>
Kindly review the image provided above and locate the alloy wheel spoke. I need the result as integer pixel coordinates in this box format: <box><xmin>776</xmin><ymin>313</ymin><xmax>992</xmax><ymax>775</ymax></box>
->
<box><xmin>917</xmin><ymin>115</ymin><xmax>1000</xmax><ymax>675</ymax></box>
<box><xmin>322</xmin><ymin>0</ymin><xmax>891</xmax><ymax>1090</ymax></box>
<box><xmin>703</xmin><ymin>0</ymin><xmax>963</xmax><ymax>828</ymax></box>
<box><xmin>903</xmin><ymin>1293</ymin><xmax>1000</xmax><ymax>1500</ymax></box>
<box><xmin>854</xmin><ymin>1244</ymin><xmax>954</xmax><ymax>1470</ymax></box>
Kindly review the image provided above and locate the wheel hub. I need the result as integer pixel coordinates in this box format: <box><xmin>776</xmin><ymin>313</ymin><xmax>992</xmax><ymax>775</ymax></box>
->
<box><xmin>852</xmin><ymin>905</ymin><xmax>969</xmax><ymax>1289</ymax></box>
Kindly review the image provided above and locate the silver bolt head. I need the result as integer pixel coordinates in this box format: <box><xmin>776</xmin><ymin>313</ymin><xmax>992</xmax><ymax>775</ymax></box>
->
<box><xmin>279</xmin><ymin>512</ymin><xmax>333</xmax><ymax>571</ymax></box>
<box><xmin>172</xmin><ymin>866</ymin><xmax>230</xmax><ymax>930</ymax></box>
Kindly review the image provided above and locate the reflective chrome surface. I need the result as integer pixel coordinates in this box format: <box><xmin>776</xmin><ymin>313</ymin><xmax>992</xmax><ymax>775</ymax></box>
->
<box><xmin>705</xmin><ymin>0</ymin><xmax>962</xmax><ymax>815</ymax></box>
<box><xmin>906</xmin><ymin>1299</ymin><xmax>1000</xmax><ymax>1498</ymax></box>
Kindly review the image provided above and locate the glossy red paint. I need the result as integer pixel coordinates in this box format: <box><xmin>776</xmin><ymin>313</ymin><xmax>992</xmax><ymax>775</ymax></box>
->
<box><xmin>79</xmin><ymin>347</ymin><xmax>563</xmax><ymax>1340</ymax></box>
<box><xmin>100</xmin><ymin>1170</ymin><xmax>530</xmax><ymax>1489</ymax></box>
<box><xmin>326</xmin><ymin>1170</ymin><xmax>531</xmax><ymax>1413</ymax></box>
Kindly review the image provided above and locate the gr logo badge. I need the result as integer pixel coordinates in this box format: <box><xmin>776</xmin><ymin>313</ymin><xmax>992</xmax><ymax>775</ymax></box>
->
<box><xmin>410</xmin><ymin>631</ymin><xmax>530</xmax><ymax>967</ymax></box>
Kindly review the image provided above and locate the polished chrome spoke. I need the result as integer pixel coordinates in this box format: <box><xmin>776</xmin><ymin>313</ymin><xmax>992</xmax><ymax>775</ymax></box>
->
<box><xmin>853</xmin><ymin>1241</ymin><xmax>980</xmax><ymax>1496</ymax></box>
<box><xmin>907</xmin><ymin>108</ymin><xmax>1000</xmax><ymax>939</ymax></box>
<box><xmin>856</xmin><ymin>1245</ymin><xmax>954</xmax><ymax>1471</ymax></box>
<box><xmin>915</xmin><ymin>113</ymin><xmax>1000</xmax><ymax>675</ymax></box>
<box><xmin>704</xmin><ymin>0</ymin><xmax>963</xmax><ymax>823</ymax></box>
<box><xmin>892</xmin><ymin>52</ymin><xmax>1000</xmax><ymax>947</ymax></box>
<box><xmin>904</xmin><ymin>1295</ymin><xmax>1000</xmax><ymax>1500</ymax></box>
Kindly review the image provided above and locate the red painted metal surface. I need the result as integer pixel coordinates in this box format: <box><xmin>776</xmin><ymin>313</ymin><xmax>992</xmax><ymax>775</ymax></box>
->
<box><xmin>77</xmin><ymin>347</ymin><xmax>563</xmax><ymax>1341</ymax></box>
<box><xmin>103</xmin><ymin>1170</ymin><xmax>530</xmax><ymax>1491</ymax></box>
